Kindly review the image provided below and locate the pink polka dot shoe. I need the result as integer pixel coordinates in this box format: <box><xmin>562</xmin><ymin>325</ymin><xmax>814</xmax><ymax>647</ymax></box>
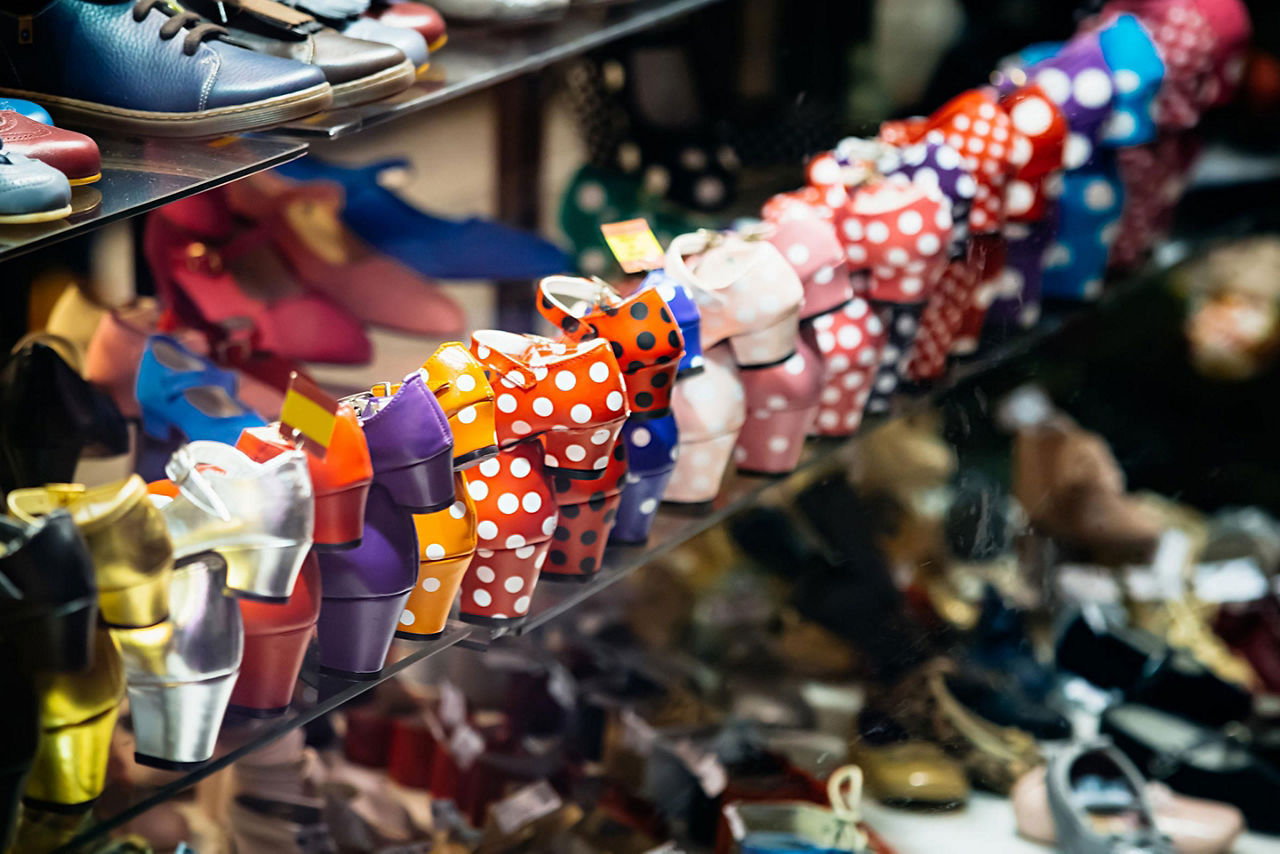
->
<box><xmin>665</xmin><ymin>348</ymin><xmax>747</xmax><ymax>505</ymax></box>
<box><xmin>470</xmin><ymin>331</ymin><xmax>628</xmax><ymax>480</ymax></box>
<box><xmin>458</xmin><ymin>442</ymin><xmax>557</xmax><ymax>628</ymax></box>
<box><xmin>733</xmin><ymin>337</ymin><xmax>825</xmax><ymax>475</ymax></box>
<box><xmin>664</xmin><ymin>230</ymin><xmax>806</xmax><ymax>367</ymax></box>
<box><xmin>543</xmin><ymin>439</ymin><xmax>628</xmax><ymax>580</ymax></box>
<box><xmin>805</xmin><ymin>299</ymin><xmax>885</xmax><ymax>437</ymax></box>
<box><xmin>766</xmin><ymin>212</ymin><xmax>856</xmax><ymax>321</ymax></box>
<box><xmin>399</xmin><ymin>471</ymin><xmax>477</xmax><ymax>640</ymax></box>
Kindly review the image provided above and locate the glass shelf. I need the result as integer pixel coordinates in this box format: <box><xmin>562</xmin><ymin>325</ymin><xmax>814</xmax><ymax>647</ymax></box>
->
<box><xmin>0</xmin><ymin>134</ymin><xmax>306</xmax><ymax>266</ymax></box>
<box><xmin>272</xmin><ymin>0</ymin><xmax>724</xmax><ymax>139</ymax></box>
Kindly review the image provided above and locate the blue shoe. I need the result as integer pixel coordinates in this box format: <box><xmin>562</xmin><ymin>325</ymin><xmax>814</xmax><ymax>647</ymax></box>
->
<box><xmin>0</xmin><ymin>98</ymin><xmax>52</xmax><ymax>125</ymax></box>
<box><xmin>0</xmin><ymin>149</ymin><xmax>70</xmax><ymax>223</ymax></box>
<box><xmin>0</xmin><ymin>0</ymin><xmax>333</xmax><ymax>137</ymax></box>
<box><xmin>136</xmin><ymin>335</ymin><xmax>266</xmax><ymax>446</ymax></box>
<box><xmin>276</xmin><ymin>156</ymin><xmax>571</xmax><ymax>280</ymax></box>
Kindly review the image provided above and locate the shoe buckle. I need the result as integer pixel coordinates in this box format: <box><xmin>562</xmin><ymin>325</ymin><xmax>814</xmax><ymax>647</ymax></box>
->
<box><xmin>213</xmin><ymin>316</ymin><xmax>255</xmax><ymax>363</ymax></box>
<box><xmin>184</xmin><ymin>242</ymin><xmax>223</xmax><ymax>274</ymax></box>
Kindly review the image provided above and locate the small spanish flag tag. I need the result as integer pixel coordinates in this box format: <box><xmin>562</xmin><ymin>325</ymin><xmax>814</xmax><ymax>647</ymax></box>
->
<box><xmin>280</xmin><ymin>371</ymin><xmax>341</xmax><ymax>459</ymax></box>
<box><xmin>601</xmin><ymin>218</ymin><xmax>665</xmax><ymax>274</ymax></box>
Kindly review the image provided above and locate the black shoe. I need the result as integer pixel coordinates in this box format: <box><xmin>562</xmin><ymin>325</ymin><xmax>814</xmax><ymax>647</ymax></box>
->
<box><xmin>0</xmin><ymin>511</ymin><xmax>97</xmax><ymax>674</ymax></box>
<box><xmin>0</xmin><ymin>655</ymin><xmax>37</xmax><ymax>853</ymax></box>
<box><xmin>944</xmin><ymin>664</ymin><xmax>1072</xmax><ymax>741</ymax></box>
<box><xmin>1101</xmin><ymin>703</ymin><xmax>1280</xmax><ymax>835</ymax></box>
<box><xmin>0</xmin><ymin>339</ymin><xmax>128</xmax><ymax>492</ymax></box>
<box><xmin>1055</xmin><ymin>610</ymin><xmax>1253</xmax><ymax>727</ymax></box>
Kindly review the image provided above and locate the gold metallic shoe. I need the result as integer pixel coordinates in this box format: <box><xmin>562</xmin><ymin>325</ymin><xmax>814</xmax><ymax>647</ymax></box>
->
<box><xmin>23</xmin><ymin>627</ymin><xmax>125</xmax><ymax>810</ymax></box>
<box><xmin>7</xmin><ymin>477</ymin><xmax>174</xmax><ymax>628</ymax></box>
<box><xmin>850</xmin><ymin>712</ymin><xmax>969</xmax><ymax>808</ymax></box>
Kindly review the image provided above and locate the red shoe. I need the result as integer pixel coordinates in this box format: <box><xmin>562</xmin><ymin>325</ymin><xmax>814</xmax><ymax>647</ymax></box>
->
<box><xmin>145</xmin><ymin>192</ymin><xmax>372</xmax><ymax>366</ymax></box>
<box><xmin>0</xmin><ymin>110</ymin><xmax>100</xmax><ymax>186</ymax></box>
<box><xmin>470</xmin><ymin>330</ymin><xmax>628</xmax><ymax>480</ymax></box>
<box><xmin>367</xmin><ymin>1</ymin><xmax>447</xmax><ymax>52</ymax></box>
<box><xmin>542</xmin><ymin>440</ymin><xmax>627</xmax><ymax>580</ymax></box>
<box><xmin>237</xmin><ymin>404</ymin><xmax>374</xmax><ymax>550</ymax></box>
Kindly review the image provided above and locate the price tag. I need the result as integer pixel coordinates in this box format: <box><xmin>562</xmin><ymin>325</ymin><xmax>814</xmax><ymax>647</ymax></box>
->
<box><xmin>491</xmin><ymin>781</ymin><xmax>564</xmax><ymax>835</ymax></box>
<box><xmin>438</xmin><ymin>680</ymin><xmax>466</xmax><ymax>729</ymax></box>
<box><xmin>620</xmin><ymin>709</ymin><xmax>657</xmax><ymax>755</ymax></box>
<box><xmin>279</xmin><ymin>371</ymin><xmax>341</xmax><ymax>459</ymax></box>
<box><xmin>449</xmin><ymin>724</ymin><xmax>485</xmax><ymax>770</ymax></box>
<box><xmin>670</xmin><ymin>739</ymin><xmax>727</xmax><ymax>797</ymax></box>
<box><xmin>601</xmin><ymin>219</ymin><xmax>665</xmax><ymax>273</ymax></box>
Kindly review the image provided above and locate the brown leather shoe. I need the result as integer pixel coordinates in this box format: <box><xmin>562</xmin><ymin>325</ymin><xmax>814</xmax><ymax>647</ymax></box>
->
<box><xmin>0</xmin><ymin>111</ymin><xmax>100</xmax><ymax>186</ymax></box>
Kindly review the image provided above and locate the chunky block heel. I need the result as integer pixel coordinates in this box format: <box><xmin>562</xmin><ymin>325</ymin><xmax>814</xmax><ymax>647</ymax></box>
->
<box><xmin>317</xmin><ymin>591</ymin><xmax>412</xmax><ymax>677</ymax></box>
<box><xmin>228</xmin><ymin>625</ymin><xmax>313</xmax><ymax>716</ymax></box>
<box><xmin>220</xmin><ymin>541</ymin><xmax>308</xmax><ymax>604</ymax></box>
<box><xmin>131</xmin><ymin>673</ymin><xmax>238</xmax><ymax>769</ymax></box>
<box><xmin>624</xmin><ymin>362</ymin><xmax>679</xmax><ymax>417</ymax></box>
<box><xmin>397</xmin><ymin>553</ymin><xmax>472</xmax><ymax>639</ymax></box>
<box><xmin>727</xmin><ymin>308</ymin><xmax>801</xmax><ymax>367</ymax></box>
<box><xmin>665</xmin><ymin>432</ymin><xmax>739</xmax><ymax>504</ymax></box>
<box><xmin>452</xmin><ymin>400</ymin><xmax>499</xmax><ymax>467</ymax></box>
<box><xmin>376</xmin><ymin>447</ymin><xmax>455</xmax><ymax>514</ymax></box>
<box><xmin>542</xmin><ymin>420</ymin><xmax>624</xmax><ymax>480</ymax></box>
<box><xmin>458</xmin><ymin>542</ymin><xmax>549</xmax><ymax>626</ymax></box>
<box><xmin>734</xmin><ymin>406</ymin><xmax>819</xmax><ymax>474</ymax></box>
<box><xmin>543</xmin><ymin>495</ymin><xmax>619</xmax><ymax>580</ymax></box>
<box><xmin>97</xmin><ymin>570</ymin><xmax>170</xmax><ymax>630</ymax></box>
<box><xmin>612</xmin><ymin>467</ymin><xmax>674</xmax><ymax>544</ymax></box>
<box><xmin>312</xmin><ymin>483</ymin><xmax>370</xmax><ymax>551</ymax></box>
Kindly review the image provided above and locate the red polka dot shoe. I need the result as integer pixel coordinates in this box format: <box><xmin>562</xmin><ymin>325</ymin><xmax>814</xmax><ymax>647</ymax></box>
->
<box><xmin>805</xmin><ymin>299</ymin><xmax>886</xmax><ymax>437</ymax></box>
<box><xmin>470</xmin><ymin>331</ymin><xmax>628</xmax><ymax>480</ymax></box>
<box><xmin>399</xmin><ymin>471</ymin><xmax>476</xmax><ymax>640</ymax></box>
<box><xmin>666</xmin><ymin>344</ymin><xmax>746</xmax><ymax>503</ymax></box>
<box><xmin>733</xmin><ymin>337</ymin><xmax>825</xmax><ymax>475</ymax></box>
<box><xmin>535</xmin><ymin>276</ymin><xmax>684</xmax><ymax>417</ymax></box>
<box><xmin>664</xmin><ymin>230</ymin><xmax>806</xmax><ymax>367</ymax></box>
<box><xmin>907</xmin><ymin>235</ymin><xmax>1005</xmax><ymax>382</ymax></box>
<box><xmin>458</xmin><ymin>442</ymin><xmax>558</xmax><ymax>627</ymax></box>
<box><xmin>542</xmin><ymin>439</ymin><xmax>627</xmax><ymax>581</ymax></box>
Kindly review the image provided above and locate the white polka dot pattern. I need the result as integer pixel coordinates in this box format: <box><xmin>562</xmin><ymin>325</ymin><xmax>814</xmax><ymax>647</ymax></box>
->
<box><xmin>805</xmin><ymin>299</ymin><xmax>886</xmax><ymax>437</ymax></box>
<box><xmin>734</xmin><ymin>335</ymin><xmax>825</xmax><ymax>473</ymax></box>
<box><xmin>666</xmin><ymin>344</ymin><xmax>747</xmax><ymax>503</ymax></box>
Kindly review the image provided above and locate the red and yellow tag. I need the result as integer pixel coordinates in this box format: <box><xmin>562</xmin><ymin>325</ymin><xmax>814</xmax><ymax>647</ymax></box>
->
<box><xmin>280</xmin><ymin>371</ymin><xmax>341</xmax><ymax>459</ymax></box>
<box><xmin>601</xmin><ymin>218</ymin><xmax>665</xmax><ymax>274</ymax></box>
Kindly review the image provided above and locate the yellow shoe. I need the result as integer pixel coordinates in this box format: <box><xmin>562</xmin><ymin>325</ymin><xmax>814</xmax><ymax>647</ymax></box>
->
<box><xmin>23</xmin><ymin>627</ymin><xmax>125</xmax><ymax>810</ymax></box>
<box><xmin>7</xmin><ymin>477</ymin><xmax>174</xmax><ymax>629</ymax></box>
<box><xmin>849</xmin><ymin>737</ymin><xmax>969</xmax><ymax>808</ymax></box>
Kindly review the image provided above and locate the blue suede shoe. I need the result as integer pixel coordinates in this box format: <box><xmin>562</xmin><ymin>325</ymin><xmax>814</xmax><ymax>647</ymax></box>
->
<box><xmin>0</xmin><ymin>98</ymin><xmax>52</xmax><ymax>125</ymax></box>
<box><xmin>276</xmin><ymin>156</ymin><xmax>570</xmax><ymax>280</ymax></box>
<box><xmin>0</xmin><ymin>0</ymin><xmax>333</xmax><ymax>137</ymax></box>
<box><xmin>136</xmin><ymin>335</ymin><xmax>266</xmax><ymax>446</ymax></box>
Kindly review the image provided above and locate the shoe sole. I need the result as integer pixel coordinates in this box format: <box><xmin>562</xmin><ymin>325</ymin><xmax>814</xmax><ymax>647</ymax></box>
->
<box><xmin>329</xmin><ymin>59</ymin><xmax>417</xmax><ymax>110</ymax></box>
<box><xmin>67</xmin><ymin>173</ymin><xmax>100</xmax><ymax>187</ymax></box>
<box><xmin>0</xmin><ymin>204</ymin><xmax>71</xmax><ymax>223</ymax></box>
<box><xmin>0</xmin><ymin>83</ymin><xmax>334</xmax><ymax>139</ymax></box>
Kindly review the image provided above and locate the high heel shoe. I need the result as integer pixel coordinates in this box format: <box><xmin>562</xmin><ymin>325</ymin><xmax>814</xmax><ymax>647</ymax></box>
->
<box><xmin>0</xmin><ymin>510</ymin><xmax>97</xmax><ymax>673</ymax></box>
<box><xmin>113</xmin><ymin>552</ymin><xmax>244</xmax><ymax>768</ymax></box>
<box><xmin>665</xmin><ymin>344</ymin><xmax>745</xmax><ymax>504</ymax></box>
<box><xmin>734</xmin><ymin>336</ymin><xmax>825</xmax><ymax>475</ymax></box>
<box><xmin>230</xmin><ymin>552</ymin><xmax>322</xmax><ymax>716</ymax></box>
<box><xmin>421</xmin><ymin>342</ymin><xmax>500</xmax><ymax>469</ymax></box>
<box><xmin>544</xmin><ymin>439</ymin><xmax>627</xmax><ymax>579</ymax></box>
<box><xmin>7</xmin><ymin>476</ymin><xmax>174</xmax><ymax>630</ymax></box>
<box><xmin>135</xmin><ymin>334</ymin><xmax>267</xmax><ymax>446</ymax></box>
<box><xmin>609</xmin><ymin>417</ymin><xmax>671</xmax><ymax>543</ymax></box>
<box><xmin>400</xmin><ymin>472</ymin><xmax>476</xmax><ymax>639</ymax></box>
<box><xmin>1046</xmin><ymin>741</ymin><xmax>1175</xmax><ymax>854</ymax></box>
<box><xmin>23</xmin><ymin>626</ymin><xmax>125</xmax><ymax>810</ymax></box>
<box><xmin>238</xmin><ymin>404</ymin><xmax>374</xmax><ymax>551</ymax></box>
<box><xmin>0</xmin><ymin>337</ymin><xmax>128</xmax><ymax>492</ymax></box>
<box><xmin>804</xmin><ymin>299</ymin><xmax>884</xmax><ymax>438</ymax></box>
<box><xmin>150</xmin><ymin>441</ymin><xmax>314</xmax><ymax>602</ymax></box>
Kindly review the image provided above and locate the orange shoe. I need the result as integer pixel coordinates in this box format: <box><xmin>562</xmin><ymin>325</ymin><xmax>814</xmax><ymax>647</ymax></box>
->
<box><xmin>399</xmin><ymin>471</ymin><xmax>477</xmax><ymax>639</ymax></box>
<box><xmin>236</xmin><ymin>404</ymin><xmax>373</xmax><ymax>550</ymax></box>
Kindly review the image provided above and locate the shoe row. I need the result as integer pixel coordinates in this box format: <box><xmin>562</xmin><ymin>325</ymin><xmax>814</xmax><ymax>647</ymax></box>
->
<box><xmin>0</xmin><ymin>98</ymin><xmax>101</xmax><ymax>223</ymax></box>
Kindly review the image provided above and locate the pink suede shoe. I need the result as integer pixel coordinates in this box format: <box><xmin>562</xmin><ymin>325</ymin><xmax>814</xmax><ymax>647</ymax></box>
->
<box><xmin>664</xmin><ymin>344</ymin><xmax>745</xmax><ymax>504</ymax></box>
<box><xmin>733</xmin><ymin>336</ymin><xmax>824</xmax><ymax>475</ymax></box>
<box><xmin>804</xmin><ymin>298</ymin><xmax>885</xmax><ymax>437</ymax></box>
<box><xmin>664</xmin><ymin>230</ymin><xmax>806</xmax><ymax>366</ymax></box>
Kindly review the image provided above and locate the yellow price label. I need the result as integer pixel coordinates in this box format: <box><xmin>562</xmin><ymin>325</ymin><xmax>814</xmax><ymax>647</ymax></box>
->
<box><xmin>280</xmin><ymin>372</ymin><xmax>340</xmax><ymax>459</ymax></box>
<box><xmin>601</xmin><ymin>218</ymin><xmax>665</xmax><ymax>274</ymax></box>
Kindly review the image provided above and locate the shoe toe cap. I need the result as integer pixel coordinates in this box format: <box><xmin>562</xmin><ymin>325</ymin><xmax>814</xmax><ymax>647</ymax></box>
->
<box><xmin>311</xmin><ymin>31</ymin><xmax>411</xmax><ymax>86</ymax></box>
<box><xmin>205</xmin><ymin>45</ymin><xmax>331</xmax><ymax>110</ymax></box>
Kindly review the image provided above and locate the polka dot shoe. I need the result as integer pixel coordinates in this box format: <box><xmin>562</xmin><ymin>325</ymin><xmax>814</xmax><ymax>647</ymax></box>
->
<box><xmin>1043</xmin><ymin>155</ymin><xmax>1125</xmax><ymax>300</ymax></box>
<box><xmin>664</xmin><ymin>230</ymin><xmax>806</xmax><ymax>367</ymax></box>
<box><xmin>229</xmin><ymin>552</ymin><xmax>321</xmax><ymax>717</ymax></box>
<box><xmin>237</xmin><ymin>403</ymin><xmax>373</xmax><ymax>551</ymax></box>
<box><xmin>805</xmin><ymin>298</ymin><xmax>885</xmax><ymax>437</ymax></box>
<box><xmin>1111</xmin><ymin>133</ymin><xmax>1198</xmax><ymax>271</ymax></box>
<box><xmin>399</xmin><ymin>471</ymin><xmax>476</xmax><ymax>640</ymax></box>
<box><xmin>314</xmin><ymin>482</ymin><xmax>419</xmax><ymax>677</ymax></box>
<box><xmin>765</xmin><ymin>209</ymin><xmax>856</xmax><ymax>320</ymax></box>
<box><xmin>1191</xmin><ymin>0</ymin><xmax>1251</xmax><ymax>109</ymax></box>
<box><xmin>612</xmin><ymin>413</ymin><xmax>677</xmax><ymax>543</ymax></box>
<box><xmin>536</xmin><ymin>276</ymin><xmax>685</xmax><ymax>417</ymax></box>
<box><xmin>665</xmin><ymin>343</ymin><xmax>745</xmax><ymax>503</ymax></box>
<box><xmin>544</xmin><ymin>439</ymin><xmax>627</xmax><ymax>579</ymax></box>
<box><xmin>877</xmin><ymin>136</ymin><xmax>977</xmax><ymax>259</ymax></box>
<box><xmin>734</xmin><ymin>337</ymin><xmax>824</xmax><ymax>475</ymax></box>
<box><xmin>470</xmin><ymin>330</ymin><xmax>628</xmax><ymax>480</ymax></box>
<box><xmin>1098</xmin><ymin>0</ymin><xmax>1213</xmax><ymax>131</ymax></box>
<box><xmin>988</xmin><ymin>213</ymin><xmax>1060</xmax><ymax>333</ymax></box>
<box><xmin>459</xmin><ymin>442</ymin><xmax>558</xmax><ymax>627</ymax></box>
<box><xmin>907</xmin><ymin>235</ymin><xmax>1003</xmax><ymax>381</ymax></box>
<box><xmin>1096</xmin><ymin>15</ymin><xmax>1165</xmax><ymax>147</ymax></box>
<box><xmin>422</xmin><ymin>342</ymin><xmax>500</xmax><ymax>469</ymax></box>
<box><xmin>641</xmin><ymin>269</ymin><xmax>703</xmax><ymax>376</ymax></box>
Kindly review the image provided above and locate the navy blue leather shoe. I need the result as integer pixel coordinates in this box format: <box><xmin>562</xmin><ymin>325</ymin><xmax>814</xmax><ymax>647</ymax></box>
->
<box><xmin>0</xmin><ymin>0</ymin><xmax>333</xmax><ymax>137</ymax></box>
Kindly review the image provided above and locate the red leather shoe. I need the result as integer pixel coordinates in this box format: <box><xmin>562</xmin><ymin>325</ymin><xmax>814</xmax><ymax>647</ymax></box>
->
<box><xmin>237</xmin><ymin>404</ymin><xmax>373</xmax><ymax>550</ymax></box>
<box><xmin>145</xmin><ymin>192</ymin><xmax>372</xmax><ymax>367</ymax></box>
<box><xmin>470</xmin><ymin>330</ymin><xmax>629</xmax><ymax>480</ymax></box>
<box><xmin>0</xmin><ymin>111</ymin><xmax>100</xmax><ymax>186</ymax></box>
<box><xmin>228</xmin><ymin>552</ymin><xmax>322</xmax><ymax>717</ymax></box>
<box><xmin>367</xmin><ymin>1</ymin><xmax>447</xmax><ymax>52</ymax></box>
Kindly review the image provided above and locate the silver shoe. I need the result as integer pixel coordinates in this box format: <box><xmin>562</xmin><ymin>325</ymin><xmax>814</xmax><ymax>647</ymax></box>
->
<box><xmin>113</xmin><ymin>552</ymin><xmax>244</xmax><ymax>768</ymax></box>
<box><xmin>1047</xmin><ymin>741</ymin><xmax>1176</xmax><ymax>854</ymax></box>
<box><xmin>157</xmin><ymin>441</ymin><xmax>315</xmax><ymax>601</ymax></box>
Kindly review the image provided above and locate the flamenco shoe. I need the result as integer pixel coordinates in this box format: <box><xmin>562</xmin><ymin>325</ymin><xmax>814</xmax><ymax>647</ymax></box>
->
<box><xmin>238</xmin><ymin>403</ymin><xmax>374</xmax><ymax>551</ymax></box>
<box><xmin>136</xmin><ymin>334</ymin><xmax>266</xmax><ymax>449</ymax></box>
<box><xmin>664</xmin><ymin>344</ymin><xmax>745</xmax><ymax>504</ymax></box>
<box><xmin>664</xmin><ymin>229</ymin><xmax>805</xmax><ymax>367</ymax></box>
<box><xmin>610</xmin><ymin>416</ymin><xmax>675</xmax><ymax>543</ymax></box>
<box><xmin>470</xmin><ymin>330</ymin><xmax>628</xmax><ymax>479</ymax></box>
<box><xmin>0</xmin><ymin>658</ymin><xmax>37</xmax><ymax>852</ymax></box>
<box><xmin>229</xmin><ymin>552</ymin><xmax>322</xmax><ymax>716</ymax></box>
<box><xmin>421</xmin><ymin>342</ymin><xmax>500</xmax><ymax>469</ymax></box>
<box><xmin>0</xmin><ymin>510</ymin><xmax>97</xmax><ymax>674</ymax></box>
<box><xmin>1045</xmin><ymin>742</ymin><xmax>1175</xmax><ymax>854</ymax></box>
<box><xmin>544</xmin><ymin>439</ymin><xmax>628</xmax><ymax>579</ymax></box>
<box><xmin>113</xmin><ymin>553</ymin><xmax>243</xmax><ymax>769</ymax></box>
<box><xmin>150</xmin><ymin>441</ymin><xmax>314</xmax><ymax>602</ymax></box>
<box><xmin>7</xmin><ymin>477</ymin><xmax>173</xmax><ymax>630</ymax></box>
<box><xmin>23</xmin><ymin>626</ymin><xmax>125</xmax><ymax>810</ymax></box>
<box><xmin>765</xmin><ymin>203</ymin><xmax>857</xmax><ymax>322</ymax></box>
<box><xmin>0</xmin><ymin>337</ymin><xmax>128</xmax><ymax>492</ymax></box>
<box><xmin>804</xmin><ymin>299</ymin><xmax>885</xmax><ymax>437</ymax></box>
<box><xmin>345</xmin><ymin>372</ymin><xmax>456</xmax><ymax>514</ymax></box>
<box><xmin>399</xmin><ymin>472</ymin><xmax>476</xmax><ymax>639</ymax></box>
<box><xmin>734</xmin><ymin>337</ymin><xmax>824</xmax><ymax>475</ymax></box>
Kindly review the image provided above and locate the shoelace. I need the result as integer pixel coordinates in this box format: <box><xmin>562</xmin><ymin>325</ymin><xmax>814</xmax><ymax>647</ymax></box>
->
<box><xmin>132</xmin><ymin>0</ymin><xmax>227</xmax><ymax>56</ymax></box>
